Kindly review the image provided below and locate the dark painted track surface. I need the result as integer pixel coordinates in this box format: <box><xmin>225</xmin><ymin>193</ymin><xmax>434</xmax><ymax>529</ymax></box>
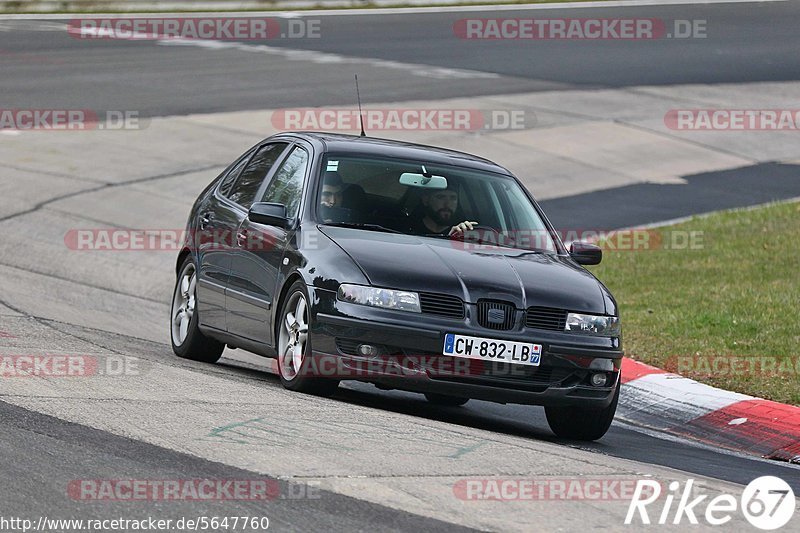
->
<box><xmin>541</xmin><ymin>162</ymin><xmax>800</xmax><ymax>230</ymax></box>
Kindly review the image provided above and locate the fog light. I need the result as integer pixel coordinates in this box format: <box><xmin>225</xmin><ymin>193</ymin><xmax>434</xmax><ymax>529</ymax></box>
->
<box><xmin>358</xmin><ymin>344</ymin><xmax>378</xmax><ymax>357</ymax></box>
<box><xmin>590</xmin><ymin>373</ymin><xmax>608</xmax><ymax>387</ymax></box>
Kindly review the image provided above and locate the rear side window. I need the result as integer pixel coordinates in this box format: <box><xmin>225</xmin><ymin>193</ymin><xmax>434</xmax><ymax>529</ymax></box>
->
<box><xmin>227</xmin><ymin>142</ymin><xmax>288</xmax><ymax>209</ymax></box>
<box><xmin>260</xmin><ymin>146</ymin><xmax>309</xmax><ymax>219</ymax></box>
<box><xmin>218</xmin><ymin>151</ymin><xmax>253</xmax><ymax>197</ymax></box>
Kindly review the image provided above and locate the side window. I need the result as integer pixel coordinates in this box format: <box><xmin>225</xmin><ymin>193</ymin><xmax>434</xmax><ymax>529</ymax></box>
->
<box><xmin>227</xmin><ymin>143</ymin><xmax>288</xmax><ymax>209</ymax></box>
<box><xmin>218</xmin><ymin>150</ymin><xmax>253</xmax><ymax>197</ymax></box>
<box><xmin>260</xmin><ymin>146</ymin><xmax>309</xmax><ymax>219</ymax></box>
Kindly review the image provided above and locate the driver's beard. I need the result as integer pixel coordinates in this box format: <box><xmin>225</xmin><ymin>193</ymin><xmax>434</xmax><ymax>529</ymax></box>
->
<box><xmin>426</xmin><ymin>205</ymin><xmax>453</xmax><ymax>227</ymax></box>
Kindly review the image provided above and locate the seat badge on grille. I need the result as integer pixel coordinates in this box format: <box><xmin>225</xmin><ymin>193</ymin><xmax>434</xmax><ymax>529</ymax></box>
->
<box><xmin>487</xmin><ymin>308</ymin><xmax>505</xmax><ymax>324</ymax></box>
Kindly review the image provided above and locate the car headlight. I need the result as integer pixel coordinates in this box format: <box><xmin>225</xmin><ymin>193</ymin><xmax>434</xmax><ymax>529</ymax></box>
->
<box><xmin>337</xmin><ymin>284</ymin><xmax>421</xmax><ymax>313</ymax></box>
<box><xmin>565</xmin><ymin>313</ymin><xmax>620</xmax><ymax>336</ymax></box>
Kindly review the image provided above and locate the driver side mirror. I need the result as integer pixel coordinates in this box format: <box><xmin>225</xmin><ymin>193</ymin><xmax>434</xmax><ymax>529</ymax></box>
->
<box><xmin>248</xmin><ymin>202</ymin><xmax>289</xmax><ymax>228</ymax></box>
<box><xmin>569</xmin><ymin>241</ymin><xmax>602</xmax><ymax>265</ymax></box>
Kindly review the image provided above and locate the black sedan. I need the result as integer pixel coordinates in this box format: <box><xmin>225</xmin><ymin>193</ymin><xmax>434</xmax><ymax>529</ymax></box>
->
<box><xmin>170</xmin><ymin>132</ymin><xmax>622</xmax><ymax>441</ymax></box>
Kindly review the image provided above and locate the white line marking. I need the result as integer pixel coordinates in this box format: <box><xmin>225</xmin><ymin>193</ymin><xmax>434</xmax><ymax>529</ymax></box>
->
<box><xmin>81</xmin><ymin>33</ymin><xmax>491</xmax><ymax>80</ymax></box>
<box><xmin>0</xmin><ymin>21</ymin><xmax>68</xmax><ymax>30</ymax></box>
<box><xmin>155</xmin><ymin>38</ymin><xmax>498</xmax><ymax>79</ymax></box>
<box><xmin>69</xmin><ymin>25</ymin><xmax>497</xmax><ymax>79</ymax></box>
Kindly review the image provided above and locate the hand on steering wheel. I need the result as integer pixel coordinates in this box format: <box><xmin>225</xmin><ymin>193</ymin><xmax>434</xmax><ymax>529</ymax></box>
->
<box><xmin>448</xmin><ymin>220</ymin><xmax>480</xmax><ymax>237</ymax></box>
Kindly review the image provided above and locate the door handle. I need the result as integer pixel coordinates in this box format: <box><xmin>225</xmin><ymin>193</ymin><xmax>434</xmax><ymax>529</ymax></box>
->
<box><xmin>199</xmin><ymin>213</ymin><xmax>213</xmax><ymax>230</ymax></box>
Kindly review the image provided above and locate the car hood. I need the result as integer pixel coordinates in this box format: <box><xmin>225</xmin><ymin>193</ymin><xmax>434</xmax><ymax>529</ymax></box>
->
<box><xmin>319</xmin><ymin>226</ymin><xmax>609</xmax><ymax>313</ymax></box>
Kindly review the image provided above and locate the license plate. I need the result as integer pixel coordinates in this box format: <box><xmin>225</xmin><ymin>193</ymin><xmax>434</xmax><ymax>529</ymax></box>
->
<box><xmin>443</xmin><ymin>333</ymin><xmax>541</xmax><ymax>366</ymax></box>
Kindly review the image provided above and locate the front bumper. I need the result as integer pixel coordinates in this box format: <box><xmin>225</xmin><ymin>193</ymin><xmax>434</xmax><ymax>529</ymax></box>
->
<box><xmin>308</xmin><ymin>287</ymin><xmax>623</xmax><ymax>408</ymax></box>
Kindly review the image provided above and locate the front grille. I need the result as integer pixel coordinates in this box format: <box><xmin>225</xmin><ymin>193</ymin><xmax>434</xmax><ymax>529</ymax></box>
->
<box><xmin>526</xmin><ymin>306</ymin><xmax>568</xmax><ymax>331</ymax></box>
<box><xmin>476</xmin><ymin>300</ymin><xmax>516</xmax><ymax>330</ymax></box>
<box><xmin>419</xmin><ymin>293</ymin><xmax>465</xmax><ymax>319</ymax></box>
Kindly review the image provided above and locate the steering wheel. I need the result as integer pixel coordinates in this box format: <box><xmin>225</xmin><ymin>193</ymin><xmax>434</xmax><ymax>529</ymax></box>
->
<box><xmin>451</xmin><ymin>224</ymin><xmax>501</xmax><ymax>241</ymax></box>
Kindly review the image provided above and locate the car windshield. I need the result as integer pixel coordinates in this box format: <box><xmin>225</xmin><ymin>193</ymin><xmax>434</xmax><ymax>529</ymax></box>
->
<box><xmin>316</xmin><ymin>154</ymin><xmax>558</xmax><ymax>253</ymax></box>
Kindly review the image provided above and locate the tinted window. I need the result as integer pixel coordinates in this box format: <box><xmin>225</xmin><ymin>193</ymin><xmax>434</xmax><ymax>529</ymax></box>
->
<box><xmin>218</xmin><ymin>150</ymin><xmax>253</xmax><ymax>197</ymax></box>
<box><xmin>227</xmin><ymin>143</ymin><xmax>288</xmax><ymax>209</ymax></box>
<box><xmin>260</xmin><ymin>146</ymin><xmax>309</xmax><ymax>219</ymax></box>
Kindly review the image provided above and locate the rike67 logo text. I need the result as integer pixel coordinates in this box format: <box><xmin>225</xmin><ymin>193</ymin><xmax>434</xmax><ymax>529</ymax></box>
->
<box><xmin>626</xmin><ymin>477</ymin><xmax>795</xmax><ymax>530</ymax></box>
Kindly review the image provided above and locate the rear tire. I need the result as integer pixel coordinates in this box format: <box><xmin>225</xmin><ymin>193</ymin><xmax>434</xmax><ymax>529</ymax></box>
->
<box><xmin>545</xmin><ymin>383</ymin><xmax>619</xmax><ymax>441</ymax></box>
<box><xmin>276</xmin><ymin>280</ymin><xmax>339</xmax><ymax>397</ymax></box>
<box><xmin>424</xmin><ymin>393</ymin><xmax>469</xmax><ymax>407</ymax></box>
<box><xmin>170</xmin><ymin>257</ymin><xmax>225</xmax><ymax>363</ymax></box>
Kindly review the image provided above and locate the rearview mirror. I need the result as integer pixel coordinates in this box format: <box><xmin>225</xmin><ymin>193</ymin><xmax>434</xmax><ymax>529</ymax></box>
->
<box><xmin>248</xmin><ymin>202</ymin><xmax>289</xmax><ymax>228</ymax></box>
<box><xmin>569</xmin><ymin>241</ymin><xmax>602</xmax><ymax>265</ymax></box>
<box><xmin>399</xmin><ymin>172</ymin><xmax>448</xmax><ymax>189</ymax></box>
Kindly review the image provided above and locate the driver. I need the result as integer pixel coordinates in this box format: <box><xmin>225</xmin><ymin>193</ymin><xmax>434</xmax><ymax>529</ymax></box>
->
<box><xmin>411</xmin><ymin>181</ymin><xmax>477</xmax><ymax>237</ymax></box>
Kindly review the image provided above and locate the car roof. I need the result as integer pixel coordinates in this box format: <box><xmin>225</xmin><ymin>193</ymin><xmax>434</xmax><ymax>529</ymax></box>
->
<box><xmin>271</xmin><ymin>131</ymin><xmax>513</xmax><ymax>176</ymax></box>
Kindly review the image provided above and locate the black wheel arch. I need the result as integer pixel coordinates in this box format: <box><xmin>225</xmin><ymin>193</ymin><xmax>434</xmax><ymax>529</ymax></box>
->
<box><xmin>272</xmin><ymin>272</ymin><xmax>305</xmax><ymax>344</ymax></box>
<box><xmin>176</xmin><ymin>247</ymin><xmax>192</xmax><ymax>276</ymax></box>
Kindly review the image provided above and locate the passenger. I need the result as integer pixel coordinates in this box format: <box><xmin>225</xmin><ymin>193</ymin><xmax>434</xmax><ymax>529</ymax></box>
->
<box><xmin>320</xmin><ymin>171</ymin><xmax>344</xmax><ymax>208</ymax></box>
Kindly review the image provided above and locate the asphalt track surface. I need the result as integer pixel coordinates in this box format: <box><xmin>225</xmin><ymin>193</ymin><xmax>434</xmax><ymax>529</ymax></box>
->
<box><xmin>0</xmin><ymin>1</ymin><xmax>797</xmax><ymax>116</ymax></box>
<box><xmin>1</xmin><ymin>2</ymin><xmax>800</xmax><ymax>531</ymax></box>
<box><xmin>1</xmin><ymin>400</ymin><xmax>474</xmax><ymax>533</ymax></box>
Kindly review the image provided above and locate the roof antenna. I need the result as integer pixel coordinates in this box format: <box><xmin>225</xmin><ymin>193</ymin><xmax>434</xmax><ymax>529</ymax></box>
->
<box><xmin>355</xmin><ymin>74</ymin><xmax>366</xmax><ymax>137</ymax></box>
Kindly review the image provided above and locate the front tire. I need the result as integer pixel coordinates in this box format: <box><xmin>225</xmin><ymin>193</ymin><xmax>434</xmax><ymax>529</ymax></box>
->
<box><xmin>276</xmin><ymin>281</ymin><xmax>339</xmax><ymax>397</ymax></box>
<box><xmin>545</xmin><ymin>383</ymin><xmax>619</xmax><ymax>441</ymax></box>
<box><xmin>170</xmin><ymin>257</ymin><xmax>225</xmax><ymax>363</ymax></box>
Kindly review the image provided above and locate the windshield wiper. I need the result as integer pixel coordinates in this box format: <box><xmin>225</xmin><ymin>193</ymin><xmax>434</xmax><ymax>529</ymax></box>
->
<box><xmin>323</xmin><ymin>222</ymin><xmax>403</xmax><ymax>234</ymax></box>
